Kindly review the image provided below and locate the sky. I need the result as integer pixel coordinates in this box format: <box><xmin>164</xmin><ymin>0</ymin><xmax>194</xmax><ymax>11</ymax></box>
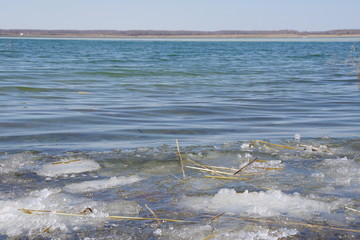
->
<box><xmin>1</xmin><ymin>0</ymin><xmax>359</xmax><ymax>31</ymax></box>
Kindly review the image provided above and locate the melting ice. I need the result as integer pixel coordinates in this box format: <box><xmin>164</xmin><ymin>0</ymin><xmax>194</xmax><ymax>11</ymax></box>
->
<box><xmin>182</xmin><ymin>188</ymin><xmax>338</xmax><ymax>218</ymax></box>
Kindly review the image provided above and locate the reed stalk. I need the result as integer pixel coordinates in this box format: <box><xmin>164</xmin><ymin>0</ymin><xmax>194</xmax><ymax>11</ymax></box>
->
<box><xmin>176</xmin><ymin>139</ymin><xmax>186</xmax><ymax>178</ymax></box>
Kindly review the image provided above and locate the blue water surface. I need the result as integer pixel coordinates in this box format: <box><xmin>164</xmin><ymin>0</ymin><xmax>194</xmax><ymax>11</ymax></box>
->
<box><xmin>1</xmin><ymin>37</ymin><xmax>360</xmax><ymax>152</ymax></box>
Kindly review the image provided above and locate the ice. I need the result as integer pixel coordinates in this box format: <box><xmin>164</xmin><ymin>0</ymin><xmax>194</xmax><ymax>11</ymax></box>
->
<box><xmin>0</xmin><ymin>188</ymin><xmax>140</xmax><ymax>237</ymax></box>
<box><xmin>155</xmin><ymin>224</ymin><xmax>298</xmax><ymax>240</ymax></box>
<box><xmin>0</xmin><ymin>152</ymin><xmax>36</xmax><ymax>173</ymax></box>
<box><xmin>319</xmin><ymin>157</ymin><xmax>359</xmax><ymax>187</ymax></box>
<box><xmin>63</xmin><ymin>175</ymin><xmax>143</xmax><ymax>193</ymax></box>
<box><xmin>294</xmin><ymin>133</ymin><xmax>301</xmax><ymax>141</ymax></box>
<box><xmin>182</xmin><ymin>188</ymin><xmax>338</xmax><ymax>218</ymax></box>
<box><xmin>36</xmin><ymin>159</ymin><xmax>100</xmax><ymax>177</ymax></box>
<box><xmin>240</xmin><ymin>143</ymin><xmax>251</xmax><ymax>150</ymax></box>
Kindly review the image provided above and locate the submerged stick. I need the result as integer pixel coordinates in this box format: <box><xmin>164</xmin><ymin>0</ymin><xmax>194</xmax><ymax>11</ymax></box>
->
<box><xmin>176</xmin><ymin>139</ymin><xmax>186</xmax><ymax>178</ymax></box>
<box><xmin>145</xmin><ymin>204</ymin><xmax>161</xmax><ymax>224</ymax></box>
<box><xmin>234</xmin><ymin>157</ymin><xmax>258</xmax><ymax>175</ymax></box>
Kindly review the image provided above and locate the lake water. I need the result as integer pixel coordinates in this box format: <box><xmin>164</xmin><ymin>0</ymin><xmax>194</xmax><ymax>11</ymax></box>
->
<box><xmin>0</xmin><ymin>37</ymin><xmax>360</xmax><ymax>239</ymax></box>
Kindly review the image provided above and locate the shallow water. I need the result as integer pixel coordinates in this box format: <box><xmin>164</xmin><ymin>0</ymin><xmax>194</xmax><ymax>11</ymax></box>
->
<box><xmin>0</xmin><ymin>37</ymin><xmax>360</xmax><ymax>239</ymax></box>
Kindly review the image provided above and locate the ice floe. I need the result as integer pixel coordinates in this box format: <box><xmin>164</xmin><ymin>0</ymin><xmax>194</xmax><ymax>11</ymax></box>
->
<box><xmin>0</xmin><ymin>188</ymin><xmax>140</xmax><ymax>237</ymax></box>
<box><xmin>182</xmin><ymin>188</ymin><xmax>338</xmax><ymax>218</ymax></box>
<box><xmin>36</xmin><ymin>159</ymin><xmax>100</xmax><ymax>177</ymax></box>
<box><xmin>63</xmin><ymin>175</ymin><xmax>143</xmax><ymax>193</ymax></box>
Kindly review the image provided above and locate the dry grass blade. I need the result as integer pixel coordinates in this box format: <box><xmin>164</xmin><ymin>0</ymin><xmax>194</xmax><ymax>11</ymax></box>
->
<box><xmin>176</xmin><ymin>139</ymin><xmax>186</xmax><ymax>178</ymax></box>
<box><xmin>18</xmin><ymin>209</ymin><xmax>51</xmax><ymax>214</ymax></box>
<box><xmin>234</xmin><ymin>157</ymin><xmax>258</xmax><ymax>175</ymax></box>
<box><xmin>145</xmin><ymin>204</ymin><xmax>161</xmax><ymax>224</ymax></box>
<box><xmin>210</xmin><ymin>212</ymin><xmax>225</xmax><ymax>221</ymax></box>
<box><xmin>54</xmin><ymin>212</ymin><xmax>88</xmax><ymax>217</ymax></box>
<box><xmin>345</xmin><ymin>206</ymin><xmax>360</xmax><ymax>213</ymax></box>
<box><xmin>186</xmin><ymin>166</ymin><xmax>235</xmax><ymax>176</ymax></box>
<box><xmin>17</xmin><ymin>208</ymin><xmax>190</xmax><ymax>223</ymax></box>
<box><xmin>204</xmin><ymin>175</ymin><xmax>250</xmax><ymax>180</ymax></box>
<box><xmin>51</xmin><ymin>159</ymin><xmax>81</xmax><ymax>165</ymax></box>
<box><xmin>187</xmin><ymin>158</ymin><xmax>241</xmax><ymax>172</ymax></box>
<box><xmin>253</xmin><ymin>167</ymin><xmax>283</xmax><ymax>170</ymax></box>
<box><xmin>109</xmin><ymin>215</ymin><xmax>190</xmax><ymax>223</ymax></box>
<box><xmin>30</xmin><ymin>226</ymin><xmax>52</xmax><ymax>240</ymax></box>
<box><xmin>251</xmin><ymin>140</ymin><xmax>298</xmax><ymax>150</ymax></box>
<box><xmin>202</xmin><ymin>232</ymin><xmax>220</xmax><ymax>240</ymax></box>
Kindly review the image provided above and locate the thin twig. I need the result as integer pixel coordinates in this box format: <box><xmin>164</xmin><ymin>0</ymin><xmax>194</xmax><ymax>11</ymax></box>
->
<box><xmin>210</xmin><ymin>212</ymin><xmax>225</xmax><ymax>221</ymax></box>
<box><xmin>234</xmin><ymin>157</ymin><xmax>258</xmax><ymax>175</ymax></box>
<box><xmin>145</xmin><ymin>204</ymin><xmax>161</xmax><ymax>224</ymax></box>
<box><xmin>176</xmin><ymin>139</ymin><xmax>186</xmax><ymax>178</ymax></box>
<box><xmin>30</xmin><ymin>226</ymin><xmax>52</xmax><ymax>240</ymax></box>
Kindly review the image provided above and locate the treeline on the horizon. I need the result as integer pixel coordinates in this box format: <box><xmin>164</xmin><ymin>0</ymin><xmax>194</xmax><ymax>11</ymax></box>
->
<box><xmin>1</xmin><ymin>29</ymin><xmax>360</xmax><ymax>36</ymax></box>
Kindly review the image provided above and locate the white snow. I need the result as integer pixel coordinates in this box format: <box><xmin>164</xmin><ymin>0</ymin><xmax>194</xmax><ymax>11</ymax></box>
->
<box><xmin>63</xmin><ymin>175</ymin><xmax>143</xmax><ymax>193</ymax></box>
<box><xmin>182</xmin><ymin>188</ymin><xmax>338</xmax><ymax>218</ymax></box>
<box><xmin>36</xmin><ymin>159</ymin><xmax>100</xmax><ymax>177</ymax></box>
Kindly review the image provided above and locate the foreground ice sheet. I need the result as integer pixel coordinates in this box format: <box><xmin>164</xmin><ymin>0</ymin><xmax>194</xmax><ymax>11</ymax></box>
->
<box><xmin>63</xmin><ymin>175</ymin><xmax>143</xmax><ymax>193</ymax></box>
<box><xmin>154</xmin><ymin>225</ymin><xmax>298</xmax><ymax>240</ymax></box>
<box><xmin>182</xmin><ymin>188</ymin><xmax>339</xmax><ymax>218</ymax></box>
<box><xmin>36</xmin><ymin>159</ymin><xmax>101</xmax><ymax>177</ymax></box>
<box><xmin>0</xmin><ymin>188</ymin><xmax>140</xmax><ymax>237</ymax></box>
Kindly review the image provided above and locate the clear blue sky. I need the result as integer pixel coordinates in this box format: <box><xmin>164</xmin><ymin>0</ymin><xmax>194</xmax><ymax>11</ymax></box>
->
<box><xmin>1</xmin><ymin>0</ymin><xmax>359</xmax><ymax>31</ymax></box>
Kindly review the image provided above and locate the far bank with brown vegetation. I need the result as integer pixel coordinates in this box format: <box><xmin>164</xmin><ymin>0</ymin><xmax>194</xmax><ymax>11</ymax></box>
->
<box><xmin>1</xmin><ymin>29</ymin><xmax>360</xmax><ymax>38</ymax></box>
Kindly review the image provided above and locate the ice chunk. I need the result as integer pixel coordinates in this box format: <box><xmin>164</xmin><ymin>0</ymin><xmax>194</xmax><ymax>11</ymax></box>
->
<box><xmin>63</xmin><ymin>175</ymin><xmax>143</xmax><ymax>193</ymax></box>
<box><xmin>0</xmin><ymin>188</ymin><xmax>140</xmax><ymax>237</ymax></box>
<box><xmin>321</xmin><ymin>157</ymin><xmax>359</xmax><ymax>187</ymax></box>
<box><xmin>37</xmin><ymin>159</ymin><xmax>100</xmax><ymax>177</ymax></box>
<box><xmin>182</xmin><ymin>188</ymin><xmax>337</xmax><ymax>218</ymax></box>
<box><xmin>0</xmin><ymin>152</ymin><xmax>36</xmax><ymax>173</ymax></box>
<box><xmin>240</xmin><ymin>143</ymin><xmax>250</xmax><ymax>150</ymax></box>
<box><xmin>294</xmin><ymin>133</ymin><xmax>301</xmax><ymax>141</ymax></box>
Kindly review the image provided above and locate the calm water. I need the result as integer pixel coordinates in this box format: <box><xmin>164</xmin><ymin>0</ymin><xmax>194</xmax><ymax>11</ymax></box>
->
<box><xmin>1</xmin><ymin>37</ymin><xmax>359</xmax><ymax>152</ymax></box>
<box><xmin>0</xmin><ymin>37</ymin><xmax>360</xmax><ymax>239</ymax></box>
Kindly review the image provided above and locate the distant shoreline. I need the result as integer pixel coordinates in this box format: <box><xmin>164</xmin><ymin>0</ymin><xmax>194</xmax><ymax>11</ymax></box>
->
<box><xmin>2</xmin><ymin>34</ymin><xmax>360</xmax><ymax>39</ymax></box>
<box><xmin>1</xmin><ymin>29</ymin><xmax>360</xmax><ymax>38</ymax></box>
